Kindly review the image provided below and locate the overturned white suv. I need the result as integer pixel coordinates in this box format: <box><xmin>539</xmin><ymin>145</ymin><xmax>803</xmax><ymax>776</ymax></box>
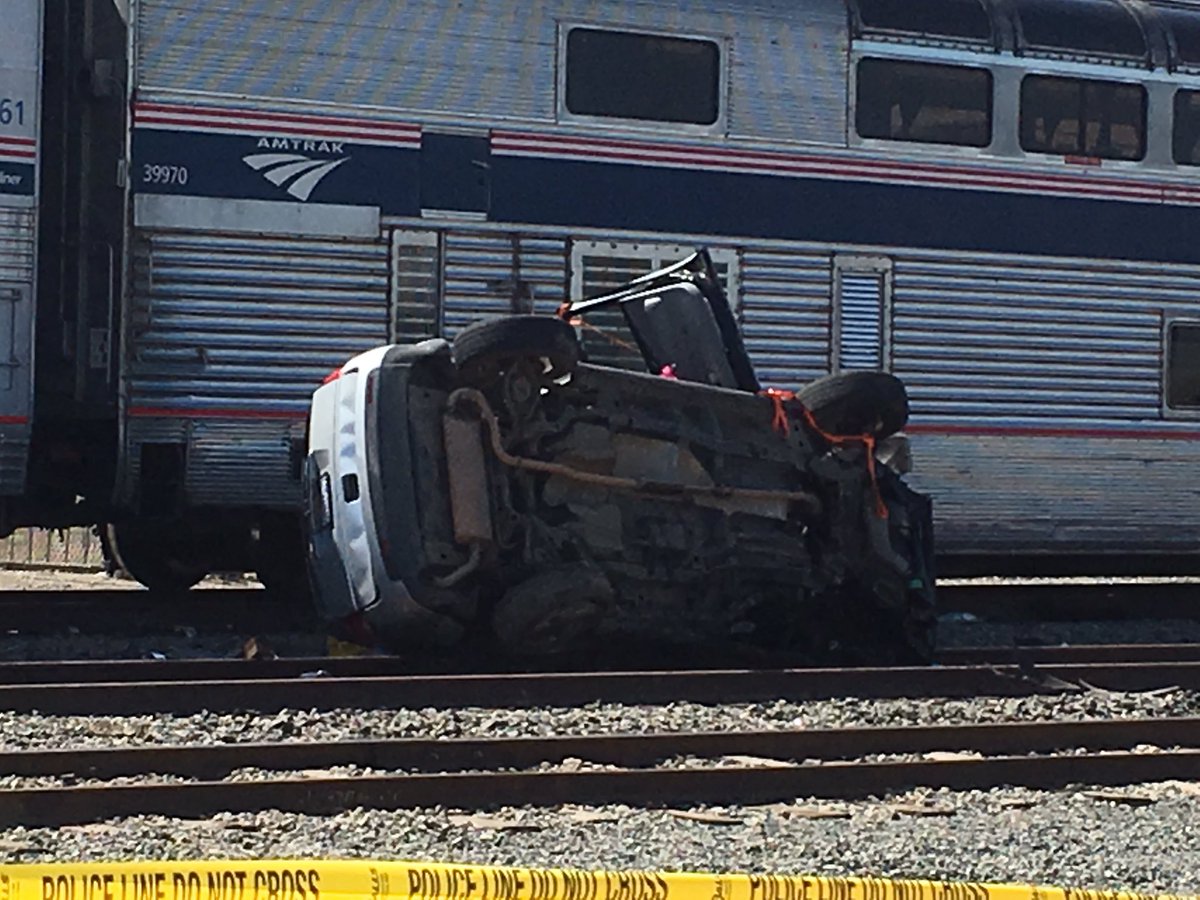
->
<box><xmin>304</xmin><ymin>251</ymin><xmax>935</xmax><ymax>663</ymax></box>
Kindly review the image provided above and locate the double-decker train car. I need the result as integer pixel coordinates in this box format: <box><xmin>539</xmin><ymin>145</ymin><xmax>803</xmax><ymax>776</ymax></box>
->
<box><xmin>5</xmin><ymin>0</ymin><xmax>1200</xmax><ymax>588</ymax></box>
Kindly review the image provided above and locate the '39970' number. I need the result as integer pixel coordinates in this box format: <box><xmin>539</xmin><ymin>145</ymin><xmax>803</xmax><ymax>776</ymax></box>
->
<box><xmin>142</xmin><ymin>164</ymin><xmax>189</xmax><ymax>185</ymax></box>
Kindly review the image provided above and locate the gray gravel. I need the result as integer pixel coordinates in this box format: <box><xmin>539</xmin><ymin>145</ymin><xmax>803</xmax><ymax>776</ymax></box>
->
<box><xmin>2</xmin><ymin>688</ymin><xmax>1198</xmax><ymax>751</ymax></box>
<box><xmin>0</xmin><ymin>785</ymin><xmax>1197</xmax><ymax>894</ymax></box>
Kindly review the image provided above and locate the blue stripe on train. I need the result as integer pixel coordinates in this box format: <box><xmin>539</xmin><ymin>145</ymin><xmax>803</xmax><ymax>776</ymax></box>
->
<box><xmin>132</xmin><ymin>129</ymin><xmax>1198</xmax><ymax>264</ymax></box>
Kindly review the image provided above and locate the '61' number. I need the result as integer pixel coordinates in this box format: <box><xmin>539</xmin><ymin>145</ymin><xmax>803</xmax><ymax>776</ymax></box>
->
<box><xmin>0</xmin><ymin>99</ymin><xmax>25</xmax><ymax>127</ymax></box>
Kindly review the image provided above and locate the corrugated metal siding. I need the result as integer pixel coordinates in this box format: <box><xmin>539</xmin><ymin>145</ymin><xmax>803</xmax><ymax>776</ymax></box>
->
<box><xmin>837</xmin><ymin>270</ymin><xmax>884</xmax><ymax>370</ymax></box>
<box><xmin>890</xmin><ymin>251</ymin><xmax>1200</xmax><ymax>553</ymax></box>
<box><xmin>0</xmin><ymin>206</ymin><xmax>35</xmax><ymax>495</ymax></box>
<box><xmin>442</xmin><ymin>232</ymin><xmax>523</xmax><ymax>336</ymax></box>
<box><xmin>442</xmin><ymin>232</ymin><xmax>567</xmax><ymax>335</ymax></box>
<box><xmin>127</xmin><ymin>229</ymin><xmax>389</xmax><ymax>506</ymax></box>
<box><xmin>135</xmin><ymin>0</ymin><xmax>848</xmax><ymax>146</ymax></box>
<box><xmin>739</xmin><ymin>248</ymin><xmax>831</xmax><ymax>389</ymax></box>
<box><xmin>906</xmin><ymin>434</ymin><xmax>1200</xmax><ymax>554</ymax></box>
<box><xmin>891</xmin><ymin>255</ymin><xmax>1169</xmax><ymax>420</ymax></box>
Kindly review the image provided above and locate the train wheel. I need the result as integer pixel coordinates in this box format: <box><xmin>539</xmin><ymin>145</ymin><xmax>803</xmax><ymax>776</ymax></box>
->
<box><xmin>104</xmin><ymin>521</ymin><xmax>207</xmax><ymax>593</ymax></box>
<box><xmin>255</xmin><ymin>516</ymin><xmax>312</xmax><ymax>603</ymax></box>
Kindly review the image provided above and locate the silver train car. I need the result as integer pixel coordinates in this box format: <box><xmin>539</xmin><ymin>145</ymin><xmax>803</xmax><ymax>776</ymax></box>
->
<box><xmin>4</xmin><ymin>0</ymin><xmax>1200</xmax><ymax>588</ymax></box>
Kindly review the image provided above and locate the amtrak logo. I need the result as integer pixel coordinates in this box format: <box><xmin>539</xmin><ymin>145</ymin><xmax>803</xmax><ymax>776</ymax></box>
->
<box><xmin>243</xmin><ymin>138</ymin><xmax>349</xmax><ymax>201</ymax></box>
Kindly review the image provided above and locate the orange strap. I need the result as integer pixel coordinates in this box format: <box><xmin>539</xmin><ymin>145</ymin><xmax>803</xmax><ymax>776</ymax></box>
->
<box><xmin>560</xmin><ymin>309</ymin><xmax>643</xmax><ymax>355</ymax></box>
<box><xmin>761</xmin><ymin>388</ymin><xmax>888</xmax><ymax>519</ymax></box>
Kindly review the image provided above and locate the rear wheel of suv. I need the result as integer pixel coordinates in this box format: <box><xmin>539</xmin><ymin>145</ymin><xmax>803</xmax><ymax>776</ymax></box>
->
<box><xmin>452</xmin><ymin>316</ymin><xmax>580</xmax><ymax>384</ymax></box>
<box><xmin>795</xmin><ymin>371</ymin><xmax>908</xmax><ymax>438</ymax></box>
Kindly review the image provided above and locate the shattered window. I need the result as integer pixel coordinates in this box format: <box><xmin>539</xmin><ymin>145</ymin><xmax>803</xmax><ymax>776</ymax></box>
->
<box><xmin>856</xmin><ymin>59</ymin><xmax>992</xmax><ymax>147</ymax></box>
<box><xmin>1174</xmin><ymin>90</ymin><xmax>1200</xmax><ymax>166</ymax></box>
<box><xmin>1167</xmin><ymin>323</ymin><xmax>1200</xmax><ymax>411</ymax></box>
<box><xmin>565</xmin><ymin>28</ymin><xmax>721</xmax><ymax>126</ymax></box>
<box><xmin>1019</xmin><ymin>75</ymin><xmax>1145</xmax><ymax>160</ymax></box>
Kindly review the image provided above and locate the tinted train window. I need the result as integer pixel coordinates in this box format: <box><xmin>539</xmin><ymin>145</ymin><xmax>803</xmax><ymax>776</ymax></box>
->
<box><xmin>1174</xmin><ymin>91</ymin><xmax>1200</xmax><ymax>165</ymax></box>
<box><xmin>854</xmin><ymin>0</ymin><xmax>992</xmax><ymax>42</ymax></box>
<box><xmin>1160</xmin><ymin>10</ymin><xmax>1200</xmax><ymax>69</ymax></box>
<box><xmin>856</xmin><ymin>59</ymin><xmax>992</xmax><ymax>147</ymax></box>
<box><xmin>565</xmin><ymin>28</ymin><xmax>720</xmax><ymax>126</ymax></box>
<box><xmin>1014</xmin><ymin>0</ymin><xmax>1146</xmax><ymax>59</ymax></box>
<box><xmin>1167</xmin><ymin>323</ymin><xmax>1200</xmax><ymax>410</ymax></box>
<box><xmin>1019</xmin><ymin>75</ymin><xmax>1145</xmax><ymax>160</ymax></box>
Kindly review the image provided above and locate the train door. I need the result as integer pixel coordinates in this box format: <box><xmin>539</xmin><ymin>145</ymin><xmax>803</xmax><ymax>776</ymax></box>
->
<box><xmin>832</xmin><ymin>255</ymin><xmax>892</xmax><ymax>371</ymax></box>
<box><xmin>0</xmin><ymin>0</ymin><xmax>42</xmax><ymax>501</ymax></box>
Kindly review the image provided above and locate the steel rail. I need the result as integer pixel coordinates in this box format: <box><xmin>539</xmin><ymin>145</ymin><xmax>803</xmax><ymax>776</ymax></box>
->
<box><xmin>4</xmin><ymin>643</ymin><xmax>1200</xmax><ymax>687</ymax></box>
<box><xmin>1</xmin><ymin>724</ymin><xmax>1198</xmax><ymax>827</ymax></box>
<box><xmin>0</xmin><ymin>588</ymin><xmax>314</xmax><ymax>634</ymax></box>
<box><xmin>2</xmin><ymin>716</ymin><xmax>1196</xmax><ymax>780</ymax></box>
<box><xmin>2</xmin><ymin>662</ymin><xmax>1199</xmax><ymax>715</ymax></box>
<box><xmin>939</xmin><ymin>643</ymin><xmax>1200</xmax><ymax>666</ymax></box>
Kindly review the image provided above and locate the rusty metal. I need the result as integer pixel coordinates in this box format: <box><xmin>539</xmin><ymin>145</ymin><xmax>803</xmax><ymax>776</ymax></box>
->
<box><xmin>3</xmin><ymin>662</ymin><xmax>1200</xmax><ymax>716</ymax></box>
<box><xmin>447</xmin><ymin>387</ymin><xmax>825</xmax><ymax>519</ymax></box>
<box><xmin>442</xmin><ymin>413</ymin><xmax>495</xmax><ymax>545</ymax></box>
<box><xmin>941</xmin><ymin>643</ymin><xmax>1200</xmax><ymax>666</ymax></box>
<box><xmin>2</xmin><ymin>745</ymin><xmax>1200</xmax><ymax>828</ymax></box>
<box><xmin>3</xmin><ymin>717</ymin><xmax>1196</xmax><ymax>780</ymax></box>
<box><xmin>5</xmin><ymin>643</ymin><xmax>1200</xmax><ymax>688</ymax></box>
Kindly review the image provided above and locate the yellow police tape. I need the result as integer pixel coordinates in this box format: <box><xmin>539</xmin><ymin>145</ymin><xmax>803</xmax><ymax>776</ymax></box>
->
<box><xmin>0</xmin><ymin>860</ymin><xmax>1195</xmax><ymax>900</ymax></box>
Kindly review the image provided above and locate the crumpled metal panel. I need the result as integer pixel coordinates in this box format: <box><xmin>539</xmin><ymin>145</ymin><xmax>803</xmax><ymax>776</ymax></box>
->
<box><xmin>738</xmin><ymin>248</ymin><xmax>832</xmax><ymax>390</ymax></box>
<box><xmin>135</xmin><ymin>0</ymin><xmax>848</xmax><ymax>146</ymax></box>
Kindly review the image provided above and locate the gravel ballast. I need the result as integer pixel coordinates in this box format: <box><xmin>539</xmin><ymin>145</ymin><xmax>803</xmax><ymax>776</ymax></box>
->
<box><xmin>0</xmin><ymin>786</ymin><xmax>1197</xmax><ymax>895</ymax></box>
<box><xmin>1</xmin><ymin>690</ymin><xmax>1198</xmax><ymax>751</ymax></box>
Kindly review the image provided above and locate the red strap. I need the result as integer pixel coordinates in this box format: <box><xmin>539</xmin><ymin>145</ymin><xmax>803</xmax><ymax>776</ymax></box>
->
<box><xmin>760</xmin><ymin>389</ymin><xmax>888</xmax><ymax>519</ymax></box>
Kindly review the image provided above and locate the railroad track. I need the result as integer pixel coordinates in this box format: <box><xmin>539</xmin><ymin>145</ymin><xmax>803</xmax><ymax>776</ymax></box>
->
<box><xmin>3</xmin><ymin>645</ymin><xmax>1198</xmax><ymax>827</ymax></box>
<box><xmin>2</xmin><ymin>641</ymin><xmax>1200</xmax><ymax>685</ymax></box>
<box><xmin>1</xmin><ymin>657</ymin><xmax>1199</xmax><ymax>714</ymax></box>
<box><xmin>0</xmin><ymin>588</ymin><xmax>315</xmax><ymax>634</ymax></box>
<box><xmin>2</xmin><ymin>715</ymin><xmax>1197</xmax><ymax>828</ymax></box>
<box><xmin>3</xmin><ymin>578</ymin><xmax>1199</xmax><ymax>638</ymax></box>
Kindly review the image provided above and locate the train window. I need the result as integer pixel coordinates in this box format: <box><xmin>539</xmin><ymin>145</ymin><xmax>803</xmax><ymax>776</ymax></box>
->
<box><xmin>564</xmin><ymin>28</ymin><xmax>721</xmax><ymax>126</ymax></box>
<box><xmin>1174</xmin><ymin>91</ymin><xmax>1200</xmax><ymax>166</ymax></box>
<box><xmin>1166</xmin><ymin>323</ymin><xmax>1200</xmax><ymax>410</ymax></box>
<box><xmin>853</xmin><ymin>0</ymin><xmax>992</xmax><ymax>43</ymax></box>
<box><xmin>1019</xmin><ymin>75</ymin><xmax>1145</xmax><ymax>161</ymax></box>
<box><xmin>1160</xmin><ymin>10</ymin><xmax>1200</xmax><ymax>70</ymax></box>
<box><xmin>570</xmin><ymin>241</ymin><xmax>738</xmax><ymax>369</ymax></box>
<box><xmin>1013</xmin><ymin>0</ymin><xmax>1147</xmax><ymax>60</ymax></box>
<box><xmin>855</xmin><ymin>59</ymin><xmax>992</xmax><ymax>147</ymax></box>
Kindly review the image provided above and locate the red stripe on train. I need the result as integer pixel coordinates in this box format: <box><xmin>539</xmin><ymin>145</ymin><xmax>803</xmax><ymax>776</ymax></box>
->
<box><xmin>134</xmin><ymin>102</ymin><xmax>420</xmax><ymax>135</ymax></box>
